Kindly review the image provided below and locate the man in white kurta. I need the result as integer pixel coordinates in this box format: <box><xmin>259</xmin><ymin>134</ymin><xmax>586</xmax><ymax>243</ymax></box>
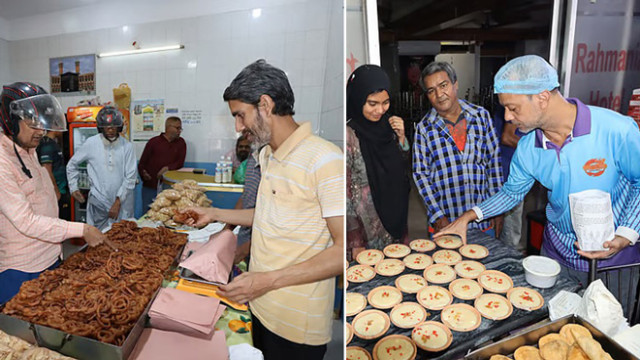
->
<box><xmin>67</xmin><ymin>107</ymin><xmax>136</xmax><ymax>230</ymax></box>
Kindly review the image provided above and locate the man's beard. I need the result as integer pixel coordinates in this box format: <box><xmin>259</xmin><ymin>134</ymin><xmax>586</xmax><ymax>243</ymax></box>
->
<box><xmin>237</xmin><ymin>151</ymin><xmax>249</xmax><ymax>162</ymax></box>
<box><xmin>250</xmin><ymin>111</ymin><xmax>271</xmax><ymax>150</ymax></box>
<box><xmin>103</xmin><ymin>133</ymin><xmax>119</xmax><ymax>142</ymax></box>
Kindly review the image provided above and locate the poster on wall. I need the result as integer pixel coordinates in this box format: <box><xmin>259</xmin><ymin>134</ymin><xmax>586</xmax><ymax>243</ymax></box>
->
<box><xmin>566</xmin><ymin>0</ymin><xmax>640</xmax><ymax>115</ymax></box>
<box><xmin>131</xmin><ymin>99</ymin><xmax>165</xmax><ymax>141</ymax></box>
<box><xmin>49</xmin><ymin>54</ymin><xmax>96</xmax><ymax>95</ymax></box>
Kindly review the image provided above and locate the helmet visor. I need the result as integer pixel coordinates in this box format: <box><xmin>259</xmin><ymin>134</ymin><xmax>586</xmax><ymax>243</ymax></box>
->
<box><xmin>97</xmin><ymin>109</ymin><xmax>124</xmax><ymax>128</ymax></box>
<box><xmin>9</xmin><ymin>94</ymin><xmax>67</xmax><ymax>131</ymax></box>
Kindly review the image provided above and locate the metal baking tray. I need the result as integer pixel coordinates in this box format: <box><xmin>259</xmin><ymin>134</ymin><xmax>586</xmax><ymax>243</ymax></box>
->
<box><xmin>178</xmin><ymin>250</ymin><xmax>234</xmax><ymax>286</ymax></box>
<box><xmin>464</xmin><ymin>314</ymin><xmax>638</xmax><ymax>360</ymax></box>
<box><xmin>0</xmin><ymin>289</ymin><xmax>156</xmax><ymax>360</ymax></box>
<box><xmin>0</xmin><ymin>230</ymin><xmax>186</xmax><ymax>360</ymax></box>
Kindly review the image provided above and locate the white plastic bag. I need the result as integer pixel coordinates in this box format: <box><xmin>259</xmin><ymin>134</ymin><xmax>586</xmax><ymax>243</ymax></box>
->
<box><xmin>575</xmin><ymin>280</ymin><xmax>627</xmax><ymax>337</ymax></box>
<box><xmin>569</xmin><ymin>189</ymin><xmax>615</xmax><ymax>251</ymax></box>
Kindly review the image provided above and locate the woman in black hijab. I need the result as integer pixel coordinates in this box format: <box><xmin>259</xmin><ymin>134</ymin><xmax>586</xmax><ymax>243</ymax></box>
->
<box><xmin>346</xmin><ymin>64</ymin><xmax>410</xmax><ymax>261</ymax></box>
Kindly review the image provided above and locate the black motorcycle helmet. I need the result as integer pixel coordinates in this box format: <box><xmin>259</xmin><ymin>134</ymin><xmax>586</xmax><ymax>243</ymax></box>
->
<box><xmin>0</xmin><ymin>82</ymin><xmax>49</xmax><ymax>136</ymax></box>
<box><xmin>96</xmin><ymin>105</ymin><xmax>124</xmax><ymax>134</ymax></box>
<box><xmin>0</xmin><ymin>82</ymin><xmax>67</xmax><ymax>178</ymax></box>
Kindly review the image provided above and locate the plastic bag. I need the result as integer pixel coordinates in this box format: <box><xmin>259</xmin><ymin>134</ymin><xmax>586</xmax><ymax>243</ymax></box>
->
<box><xmin>112</xmin><ymin>83</ymin><xmax>131</xmax><ymax>109</ymax></box>
<box><xmin>233</xmin><ymin>159</ymin><xmax>248</xmax><ymax>184</ymax></box>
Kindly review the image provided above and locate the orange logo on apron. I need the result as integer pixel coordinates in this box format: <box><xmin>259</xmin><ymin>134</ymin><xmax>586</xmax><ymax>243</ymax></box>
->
<box><xmin>583</xmin><ymin>158</ymin><xmax>607</xmax><ymax>177</ymax></box>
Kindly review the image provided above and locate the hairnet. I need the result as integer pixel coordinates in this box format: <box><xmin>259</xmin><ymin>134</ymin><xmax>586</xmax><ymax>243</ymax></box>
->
<box><xmin>494</xmin><ymin>55</ymin><xmax>560</xmax><ymax>95</ymax></box>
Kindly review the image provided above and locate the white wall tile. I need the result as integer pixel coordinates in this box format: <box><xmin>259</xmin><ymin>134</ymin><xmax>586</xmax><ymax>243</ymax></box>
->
<box><xmin>319</xmin><ymin>107</ymin><xmax>343</xmax><ymax>141</ymax></box>
<box><xmin>303</xmin><ymin>58</ymin><xmax>324</xmax><ymax>87</ymax></box>
<box><xmin>305</xmin><ymin>30</ymin><xmax>328</xmax><ymax>61</ymax></box>
<box><xmin>148</xmin><ymin>22</ymin><xmax>168</xmax><ymax>46</ymax></box>
<box><xmin>285</xmin><ymin>32</ymin><xmax>305</xmax><ymax>60</ymax></box>
<box><xmin>286</xmin><ymin>3</ymin><xmax>307</xmax><ymax>33</ymax></box>
<box><xmin>165</xmin><ymin>21</ymin><xmax>182</xmax><ymax>44</ymax></box>
<box><xmin>136</xmin><ymin>70</ymin><xmax>153</xmax><ymax>94</ymax></box>
<box><xmin>232</xmin><ymin>10</ymin><xmax>251</xmax><ymax>40</ymax></box>
<box><xmin>304</xmin><ymin>1</ymin><xmax>330</xmax><ymax>31</ymax></box>
<box><xmin>299</xmin><ymin>86</ymin><xmax>323</xmax><ymax>115</ymax></box>
<box><xmin>181</xmin><ymin>19</ymin><xmax>198</xmax><ymax>46</ymax></box>
<box><xmin>179</xmin><ymin>68</ymin><xmax>197</xmax><ymax>91</ymax></box>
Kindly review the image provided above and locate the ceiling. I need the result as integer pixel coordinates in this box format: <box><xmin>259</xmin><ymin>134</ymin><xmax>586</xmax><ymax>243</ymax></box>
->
<box><xmin>0</xmin><ymin>0</ymin><xmax>103</xmax><ymax>20</ymax></box>
<box><xmin>377</xmin><ymin>0</ymin><xmax>554</xmax><ymax>53</ymax></box>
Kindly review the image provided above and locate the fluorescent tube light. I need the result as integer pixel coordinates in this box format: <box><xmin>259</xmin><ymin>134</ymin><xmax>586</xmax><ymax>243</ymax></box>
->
<box><xmin>98</xmin><ymin>44</ymin><xmax>184</xmax><ymax>58</ymax></box>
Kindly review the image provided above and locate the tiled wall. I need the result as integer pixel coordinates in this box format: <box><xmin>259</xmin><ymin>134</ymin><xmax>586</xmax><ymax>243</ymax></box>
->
<box><xmin>320</xmin><ymin>0</ymin><xmax>345</xmax><ymax>149</ymax></box>
<box><xmin>6</xmin><ymin>0</ymin><xmax>342</xmax><ymax>161</ymax></box>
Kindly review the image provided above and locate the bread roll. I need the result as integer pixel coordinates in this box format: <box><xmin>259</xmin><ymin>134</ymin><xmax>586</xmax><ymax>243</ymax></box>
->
<box><xmin>567</xmin><ymin>344</ymin><xmax>589</xmax><ymax>360</ymax></box>
<box><xmin>539</xmin><ymin>333</ymin><xmax>568</xmax><ymax>348</ymax></box>
<box><xmin>559</xmin><ymin>324</ymin><xmax>592</xmax><ymax>345</ymax></box>
<box><xmin>540</xmin><ymin>339</ymin><xmax>570</xmax><ymax>360</ymax></box>
<box><xmin>514</xmin><ymin>345</ymin><xmax>543</xmax><ymax>360</ymax></box>
<box><xmin>575</xmin><ymin>336</ymin><xmax>613</xmax><ymax>360</ymax></box>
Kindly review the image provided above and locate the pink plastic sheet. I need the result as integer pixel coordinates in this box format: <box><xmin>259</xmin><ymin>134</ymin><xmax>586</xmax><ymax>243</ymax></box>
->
<box><xmin>179</xmin><ymin>230</ymin><xmax>236</xmax><ymax>284</ymax></box>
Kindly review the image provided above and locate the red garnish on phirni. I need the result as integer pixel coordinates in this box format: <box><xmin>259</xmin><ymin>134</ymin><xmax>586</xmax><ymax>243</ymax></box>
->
<box><xmin>520</xmin><ymin>291</ymin><xmax>534</xmax><ymax>302</ymax></box>
<box><xmin>385</xmin><ymin>345</ymin><xmax>402</xmax><ymax>354</ymax></box>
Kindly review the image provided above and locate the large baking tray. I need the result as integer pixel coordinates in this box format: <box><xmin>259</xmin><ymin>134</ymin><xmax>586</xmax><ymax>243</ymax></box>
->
<box><xmin>464</xmin><ymin>314</ymin><xmax>638</xmax><ymax>360</ymax></box>
<box><xmin>0</xmin><ymin>230</ymin><xmax>186</xmax><ymax>360</ymax></box>
<box><xmin>0</xmin><ymin>289</ymin><xmax>156</xmax><ymax>360</ymax></box>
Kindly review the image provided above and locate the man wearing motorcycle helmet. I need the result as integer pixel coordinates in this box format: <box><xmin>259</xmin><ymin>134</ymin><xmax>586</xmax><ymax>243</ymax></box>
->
<box><xmin>67</xmin><ymin>105</ymin><xmax>136</xmax><ymax>230</ymax></box>
<box><xmin>0</xmin><ymin>82</ymin><xmax>107</xmax><ymax>304</ymax></box>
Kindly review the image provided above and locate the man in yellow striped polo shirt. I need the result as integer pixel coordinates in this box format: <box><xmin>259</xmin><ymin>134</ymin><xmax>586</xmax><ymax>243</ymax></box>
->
<box><xmin>189</xmin><ymin>60</ymin><xmax>344</xmax><ymax>359</ymax></box>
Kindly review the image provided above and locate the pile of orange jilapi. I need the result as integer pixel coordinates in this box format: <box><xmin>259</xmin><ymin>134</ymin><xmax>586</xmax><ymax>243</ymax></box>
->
<box><xmin>1</xmin><ymin>220</ymin><xmax>187</xmax><ymax>346</ymax></box>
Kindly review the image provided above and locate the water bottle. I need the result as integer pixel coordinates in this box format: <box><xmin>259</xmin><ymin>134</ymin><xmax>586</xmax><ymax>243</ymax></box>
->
<box><xmin>214</xmin><ymin>168</ymin><xmax>222</xmax><ymax>183</ymax></box>
<box><xmin>222</xmin><ymin>164</ymin><xmax>230</xmax><ymax>183</ymax></box>
<box><xmin>225</xmin><ymin>156</ymin><xmax>232</xmax><ymax>183</ymax></box>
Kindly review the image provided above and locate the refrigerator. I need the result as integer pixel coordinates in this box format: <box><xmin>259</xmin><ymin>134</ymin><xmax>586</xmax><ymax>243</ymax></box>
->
<box><xmin>67</xmin><ymin>106</ymin><xmax>103</xmax><ymax>222</ymax></box>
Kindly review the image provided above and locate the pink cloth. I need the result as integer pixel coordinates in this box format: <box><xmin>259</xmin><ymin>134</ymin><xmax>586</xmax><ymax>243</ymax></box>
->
<box><xmin>179</xmin><ymin>230</ymin><xmax>236</xmax><ymax>284</ymax></box>
<box><xmin>149</xmin><ymin>288</ymin><xmax>225</xmax><ymax>337</ymax></box>
<box><xmin>130</xmin><ymin>328</ymin><xmax>228</xmax><ymax>360</ymax></box>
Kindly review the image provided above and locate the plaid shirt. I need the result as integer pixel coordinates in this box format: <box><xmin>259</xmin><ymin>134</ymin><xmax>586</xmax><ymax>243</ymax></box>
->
<box><xmin>413</xmin><ymin>99</ymin><xmax>503</xmax><ymax>230</ymax></box>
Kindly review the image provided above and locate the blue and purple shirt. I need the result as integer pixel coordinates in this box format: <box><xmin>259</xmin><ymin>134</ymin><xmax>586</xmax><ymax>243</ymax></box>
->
<box><xmin>474</xmin><ymin>98</ymin><xmax>640</xmax><ymax>271</ymax></box>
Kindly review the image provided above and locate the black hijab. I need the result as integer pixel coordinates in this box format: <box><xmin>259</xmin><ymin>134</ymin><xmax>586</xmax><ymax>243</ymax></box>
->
<box><xmin>347</xmin><ymin>65</ymin><xmax>409</xmax><ymax>239</ymax></box>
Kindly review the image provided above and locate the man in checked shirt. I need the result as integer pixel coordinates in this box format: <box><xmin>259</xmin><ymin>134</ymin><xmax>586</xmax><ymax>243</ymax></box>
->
<box><xmin>413</xmin><ymin>61</ymin><xmax>504</xmax><ymax>237</ymax></box>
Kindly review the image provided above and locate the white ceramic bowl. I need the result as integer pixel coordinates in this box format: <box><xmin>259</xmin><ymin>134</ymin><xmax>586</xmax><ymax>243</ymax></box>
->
<box><xmin>522</xmin><ymin>255</ymin><xmax>561</xmax><ymax>288</ymax></box>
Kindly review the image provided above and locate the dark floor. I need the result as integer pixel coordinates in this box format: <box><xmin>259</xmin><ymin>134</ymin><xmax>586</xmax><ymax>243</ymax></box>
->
<box><xmin>324</xmin><ymin>319</ymin><xmax>343</xmax><ymax>359</ymax></box>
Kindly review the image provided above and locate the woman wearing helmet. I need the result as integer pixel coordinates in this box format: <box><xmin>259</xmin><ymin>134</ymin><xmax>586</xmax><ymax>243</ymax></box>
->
<box><xmin>0</xmin><ymin>82</ymin><xmax>107</xmax><ymax>304</ymax></box>
<box><xmin>66</xmin><ymin>105</ymin><xmax>136</xmax><ymax>231</ymax></box>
